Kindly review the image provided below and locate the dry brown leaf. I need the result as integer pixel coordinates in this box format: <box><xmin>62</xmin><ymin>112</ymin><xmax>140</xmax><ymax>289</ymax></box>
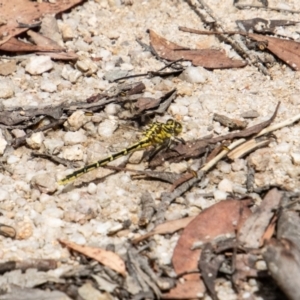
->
<box><xmin>260</xmin><ymin>214</ymin><xmax>277</xmax><ymax>245</ymax></box>
<box><xmin>149</xmin><ymin>29</ymin><xmax>246</xmax><ymax>69</ymax></box>
<box><xmin>27</xmin><ymin>30</ymin><xmax>64</xmax><ymax>51</ymax></box>
<box><xmin>162</xmin><ymin>199</ymin><xmax>252</xmax><ymax>299</ymax></box>
<box><xmin>132</xmin><ymin>216</ymin><xmax>195</xmax><ymax>244</ymax></box>
<box><xmin>58</xmin><ymin>239</ymin><xmax>126</xmax><ymax>276</ymax></box>
<box><xmin>0</xmin><ymin>36</ymin><xmax>61</xmax><ymax>53</ymax></box>
<box><xmin>0</xmin><ymin>0</ymin><xmax>84</xmax><ymax>46</ymax></box>
<box><xmin>248</xmin><ymin>33</ymin><xmax>300</xmax><ymax>70</ymax></box>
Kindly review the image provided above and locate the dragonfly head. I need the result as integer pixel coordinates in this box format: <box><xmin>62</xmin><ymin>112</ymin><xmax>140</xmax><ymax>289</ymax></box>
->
<box><xmin>166</xmin><ymin>119</ymin><xmax>182</xmax><ymax>136</ymax></box>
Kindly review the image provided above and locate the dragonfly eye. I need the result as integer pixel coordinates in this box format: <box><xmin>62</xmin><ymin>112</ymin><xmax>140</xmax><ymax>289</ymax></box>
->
<box><xmin>174</xmin><ymin>121</ymin><xmax>182</xmax><ymax>135</ymax></box>
<box><xmin>166</xmin><ymin>119</ymin><xmax>174</xmax><ymax>126</ymax></box>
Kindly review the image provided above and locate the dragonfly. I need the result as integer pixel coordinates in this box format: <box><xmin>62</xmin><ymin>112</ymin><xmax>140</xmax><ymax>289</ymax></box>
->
<box><xmin>58</xmin><ymin>119</ymin><xmax>183</xmax><ymax>185</ymax></box>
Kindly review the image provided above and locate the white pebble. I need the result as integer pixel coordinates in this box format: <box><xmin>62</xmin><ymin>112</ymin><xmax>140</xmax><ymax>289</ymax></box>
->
<box><xmin>76</xmin><ymin>57</ymin><xmax>98</xmax><ymax>75</ymax></box>
<box><xmin>87</xmin><ymin>183</ymin><xmax>97</xmax><ymax>194</ymax></box>
<box><xmin>30</xmin><ymin>173</ymin><xmax>57</xmax><ymax>194</ymax></box>
<box><xmin>64</xmin><ymin>110</ymin><xmax>91</xmax><ymax>131</ymax></box>
<box><xmin>61</xmin><ymin>65</ymin><xmax>82</xmax><ymax>83</ymax></box>
<box><xmin>68</xmin><ymin>191</ymin><xmax>81</xmax><ymax>202</ymax></box>
<box><xmin>63</xmin><ymin>130</ymin><xmax>87</xmax><ymax>145</ymax></box>
<box><xmin>231</xmin><ymin>159</ymin><xmax>246</xmax><ymax>171</ymax></box>
<box><xmin>98</xmin><ymin>119</ymin><xmax>118</xmax><ymax>138</ymax></box>
<box><xmin>120</xmin><ymin>63</ymin><xmax>134</xmax><ymax>71</ymax></box>
<box><xmin>291</xmin><ymin>152</ymin><xmax>300</xmax><ymax>165</ymax></box>
<box><xmin>69</xmin><ymin>233</ymin><xmax>86</xmax><ymax>245</ymax></box>
<box><xmin>26</xmin><ymin>132</ymin><xmax>44</xmax><ymax>149</ymax></box>
<box><xmin>40</xmin><ymin>80</ymin><xmax>57</xmax><ymax>93</ymax></box>
<box><xmin>169</xmin><ymin>161</ymin><xmax>188</xmax><ymax>173</ymax></box>
<box><xmin>62</xmin><ymin>145</ymin><xmax>84</xmax><ymax>161</ymax></box>
<box><xmin>0</xmin><ymin>188</ymin><xmax>9</xmax><ymax>201</ymax></box>
<box><xmin>218</xmin><ymin>178</ymin><xmax>233</xmax><ymax>193</ymax></box>
<box><xmin>104</xmin><ymin>104</ymin><xmax>121</xmax><ymax>115</ymax></box>
<box><xmin>44</xmin><ymin>216</ymin><xmax>64</xmax><ymax>227</ymax></box>
<box><xmin>255</xmin><ymin>260</ymin><xmax>267</xmax><ymax>270</ymax></box>
<box><xmin>214</xmin><ymin>190</ymin><xmax>227</xmax><ymax>201</ymax></box>
<box><xmin>276</xmin><ymin>142</ymin><xmax>291</xmax><ymax>153</ymax></box>
<box><xmin>179</xmin><ymin>66</ymin><xmax>207</xmax><ymax>84</ymax></box>
<box><xmin>11</xmin><ymin>129</ymin><xmax>26</xmax><ymax>138</ymax></box>
<box><xmin>25</xmin><ymin>56</ymin><xmax>53</xmax><ymax>75</ymax></box>
<box><xmin>0</xmin><ymin>80</ymin><xmax>14</xmax><ymax>98</ymax></box>
<box><xmin>0</xmin><ymin>129</ymin><xmax>7</xmax><ymax>155</ymax></box>
<box><xmin>128</xmin><ymin>150</ymin><xmax>143</xmax><ymax>164</ymax></box>
<box><xmin>7</xmin><ymin>155</ymin><xmax>20</xmax><ymax>164</ymax></box>
<box><xmin>217</xmin><ymin>161</ymin><xmax>232</xmax><ymax>173</ymax></box>
<box><xmin>43</xmin><ymin>138</ymin><xmax>64</xmax><ymax>155</ymax></box>
<box><xmin>169</xmin><ymin>104</ymin><xmax>189</xmax><ymax>116</ymax></box>
<box><xmin>60</xmin><ymin>23</ymin><xmax>74</xmax><ymax>41</ymax></box>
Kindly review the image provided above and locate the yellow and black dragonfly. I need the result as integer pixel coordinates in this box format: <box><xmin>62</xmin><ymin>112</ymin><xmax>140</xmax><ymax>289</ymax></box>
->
<box><xmin>58</xmin><ymin>119</ymin><xmax>182</xmax><ymax>185</ymax></box>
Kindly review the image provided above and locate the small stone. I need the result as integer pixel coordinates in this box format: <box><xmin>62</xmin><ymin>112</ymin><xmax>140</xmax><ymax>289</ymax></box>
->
<box><xmin>214</xmin><ymin>190</ymin><xmax>228</xmax><ymax>201</ymax></box>
<box><xmin>217</xmin><ymin>161</ymin><xmax>232</xmax><ymax>174</ymax></box>
<box><xmin>248</xmin><ymin>149</ymin><xmax>271</xmax><ymax>172</ymax></box>
<box><xmin>83</xmin><ymin>121</ymin><xmax>97</xmax><ymax>136</ymax></box>
<box><xmin>61</xmin><ymin>23</ymin><xmax>75</xmax><ymax>41</ymax></box>
<box><xmin>43</xmin><ymin>138</ymin><xmax>64</xmax><ymax>155</ymax></box>
<box><xmin>16</xmin><ymin>218</ymin><xmax>34</xmax><ymax>239</ymax></box>
<box><xmin>64</xmin><ymin>110</ymin><xmax>91</xmax><ymax>131</ymax></box>
<box><xmin>78</xmin><ymin>282</ymin><xmax>106</xmax><ymax>300</ymax></box>
<box><xmin>11</xmin><ymin>129</ymin><xmax>26</xmax><ymax>138</ymax></box>
<box><xmin>0</xmin><ymin>188</ymin><xmax>9</xmax><ymax>201</ymax></box>
<box><xmin>26</xmin><ymin>132</ymin><xmax>44</xmax><ymax>149</ymax></box>
<box><xmin>179</xmin><ymin>66</ymin><xmax>207</xmax><ymax>84</ymax></box>
<box><xmin>104</xmin><ymin>69</ymin><xmax>128</xmax><ymax>82</ymax></box>
<box><xmin>169</xmin><ymin>104</ymin><xmax>189</xmax><ymax>117</ymax></box>
<box><xmin>291</xmin><ymin>152</ymin><xmax>300</xmax><ymax>165</ymax></box>
<box><xmin>0</xmin><ymin>129</ymin><xmax>7</xmax><ymax>154</ymax></box>
<box><xmin>255</xmin><ymin>260</ymin><xmax>267</xmax><ymax>271</ymax></box>
<box><xmin>218</xmin><ymin>178</ymin><xmax>233</xmax><ymax>193</ymax></box>
<box><xmin>128</xmin><ymin>150</ymin><xmax>144</xmax><ymax>164</ymax></box>
<box><xmin>7</xmin><ymin>155</ymin><xmax>20</xmax><ymax>164</ymax></box>
<box><xmin>61</xmin><ymin>65</ymin><xmax>82</xmax><ymax>83</ymax></box>
<box><xmin>76</xmin><ymin>57</ymin><xmax>98</xmax><ymax>75</ymax></box>
<box><xmin>62</xmin><ymin>145</ymin><xmax>84</xmax><ymax>161</ymax></box>
<box><xmin>25</xmin><ymin>56</ymin><xmax>53</xmax><ymax>75</ymax></box>
<box><xmin>276</xmin><ymin>142</ymin><xmax>291</xmax><ymax>153</ymax></box>
<box><xmin>0</xmin><ymin>61</ymin><xmax>17</xmax><ymax>76</ymax></box>
<box><xmin>241</xmin><ymin>110</ymin><xmax>259</xmax><ymax>119</ymax></box>
<box><xmin>120</xmin><ymin>63</ymin><xmax>134</xmax><ymax>71</ymax></box>
<box><xmin>98</xmin><ymin>119</ymin><xmax>118</xmax><ymax>137</ymax></box>
<box><xmin>169</xmin><ymin>161</ymin><xmax>188</xmax><ymax>173</ymax></box>
<box><xmin>30</xmin><ymin>173</ymin><xmax>57</xmax><ymax>194</ymax></box>
<box><xmin>63</xmin><ymin>130</ymin><xmax>87</xmax><ymax>145</ymax></box>
<box><xmin>87</xmin><ymin>183</ymin><xmax>97</xmax><ymax>194</ymax></box>
<box><xmin>0</xmin><ymin>80</ymin><xmax>14</xmax><ymax>98</ymax></box>
<box><xmin>40</xmin><ymin>80</ymin><xmax>57</xmax><ymax>92</ymax></box>
<box><xmin>104</xmin><ymin>103</ymin><xmax>121</xmax><ymax>115</ymax></box>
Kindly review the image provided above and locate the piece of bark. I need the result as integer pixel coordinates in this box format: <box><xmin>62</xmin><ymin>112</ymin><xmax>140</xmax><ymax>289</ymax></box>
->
<box><xmin>239</xmin><ymin>188</ymin><xmax>282</xmax><ymax>248</ymax></box>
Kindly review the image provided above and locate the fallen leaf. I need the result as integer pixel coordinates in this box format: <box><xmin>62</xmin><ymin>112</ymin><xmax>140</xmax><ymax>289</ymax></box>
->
<box><xmin>162</xmin><ymin>199</ymin><xmax>252</xmax><ymax>299</ymax></box>
<box><xmin>149</xmin><ymin>29</ymin><xmax>246</xmax><ymax>69</ymax></box>
<box><xmin>248</xmin><ymin>33</ymin><xmax>300</xmax><ymax>70</ymax></box>
<box><xmin>58</xmin><ymin>239</ymin><xmax>126</xmax><ymax>276</ymax></box>
<box><xmin>0</xmin><ymin>0</ymin><xmax>84</xmax><ymax>46</ymax></box>
<box><xmin>132</xmin><ymin>216</ymin><xmax>195</xmax><ymax>244</ymax></box>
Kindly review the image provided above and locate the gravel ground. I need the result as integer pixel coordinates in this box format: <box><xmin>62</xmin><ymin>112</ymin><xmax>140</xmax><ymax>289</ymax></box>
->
<box><xmin>0</xmin><ymin>0</ymin><xmax>300</xmax><ymax>299</ymax></box>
